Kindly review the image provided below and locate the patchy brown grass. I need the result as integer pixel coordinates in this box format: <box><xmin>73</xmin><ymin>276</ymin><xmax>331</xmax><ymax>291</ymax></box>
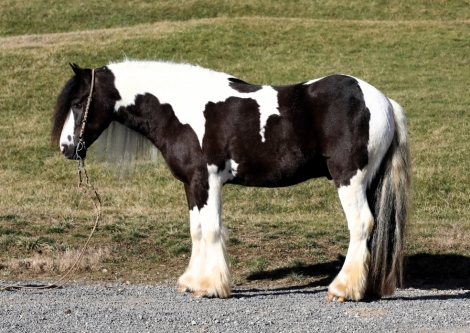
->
<box><xmin>2</xmin><ymin>17</ymin><xmax>470</xmax><ymax>50</ymax></box>
<box><xmin>1</xmin><ymin>248</ymin><xmax>111</xmax><ymax>276</ymax></box>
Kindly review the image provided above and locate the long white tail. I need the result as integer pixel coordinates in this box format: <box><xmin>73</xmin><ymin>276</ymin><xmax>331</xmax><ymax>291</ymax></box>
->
<box><xmin>366</xmin><ymin>99</ymin><xmax>411</xmax><ymax>296</ymax></box>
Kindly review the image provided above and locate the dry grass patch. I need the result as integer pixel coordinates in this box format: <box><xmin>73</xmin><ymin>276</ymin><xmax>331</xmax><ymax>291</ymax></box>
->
<box><xmin>1</xmin><ymin>247</ymin><xmax>111</xmax><ymax>276</ymax></box>
<box><xmin>2</xmin><ymin>16</ymin><xmax>470</xmax><ymax>50</ymax></box>
<box><xmin>0</xmin><ymin>19</ymin><xmax>203</xmax><ymax>50</ymax></box>
<box><xmin>407</xmin><ymin>220</ymin><xmax>470</xmax><ymax>256</ymax></box>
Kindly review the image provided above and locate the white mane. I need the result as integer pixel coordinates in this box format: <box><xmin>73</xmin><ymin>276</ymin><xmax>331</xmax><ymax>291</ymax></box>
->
<box><xmin>95</xmin><ymin>121</ymin><xmax>158</xmax><ymax>176</ymax></box>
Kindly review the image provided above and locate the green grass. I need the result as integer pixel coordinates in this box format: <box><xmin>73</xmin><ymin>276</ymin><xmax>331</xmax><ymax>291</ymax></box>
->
<box><xmin>2</xmin><ymin>0</ymin><xmax>470</xmax><ymax>37</ymax></box>
<box><xmin>1</xmin><ymin>1</ymin><xmax>469</xmax><ymax>286</ymax></box>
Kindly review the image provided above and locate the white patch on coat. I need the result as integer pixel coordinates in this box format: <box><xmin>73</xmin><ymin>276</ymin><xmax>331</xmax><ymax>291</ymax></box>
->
<box><xmin>108</xmin><ymin>60</ymin><xmax>279</xmax><ymax>146</ymax></box>
<box><xmin>252</xmin><ymin>86</ymin><xmax>279</xmax><ymax>142</ymax></box>
<box><xmin>355</xmin><ymin>77</ymin><xmax>395</xmax><ymax>185</ymax></box>
<box><xmin>59</xmin><ymin>109</ymin><xmax>75</xmax><ymax>150</ymax></box>
<box><xmin>230</xmin><ymin>159</ymin><xmax>239</xmax><ymax>177</ymax></box>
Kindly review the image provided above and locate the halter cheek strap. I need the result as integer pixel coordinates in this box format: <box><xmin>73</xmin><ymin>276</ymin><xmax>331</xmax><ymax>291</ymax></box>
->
<box><xmin>75</xmin><ymin>68</ymin><xmax>95</xmax><ymax>159</ymax></box>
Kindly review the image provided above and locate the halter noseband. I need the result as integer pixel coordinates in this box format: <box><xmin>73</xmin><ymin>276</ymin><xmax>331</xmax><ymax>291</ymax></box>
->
<box><xmin>75</xmin><ymin>68</ymin><xmax>95</xmax><ymax>160</ymax></box>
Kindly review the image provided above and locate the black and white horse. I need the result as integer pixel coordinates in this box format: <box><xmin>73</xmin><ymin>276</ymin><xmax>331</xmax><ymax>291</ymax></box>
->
<box><xmin>51</xmin><ymin>60</ymin><xmax>410</xmax><ymax>301</ymax></box>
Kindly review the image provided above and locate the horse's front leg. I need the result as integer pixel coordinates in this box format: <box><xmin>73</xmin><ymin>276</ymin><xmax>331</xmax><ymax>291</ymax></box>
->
<box><xmin>177</xmin><ymin>166</ymin><xmax>231</xmax><ymax>298</ymax></box>
<box><xmin>177</xmin><ymin>189</ymin><xmax>204</xmax><ymax>293</ymax></box>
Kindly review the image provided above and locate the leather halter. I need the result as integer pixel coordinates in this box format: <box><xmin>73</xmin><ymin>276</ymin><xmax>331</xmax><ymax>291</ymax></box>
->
<box><xmin>74</xmin><ymin>68</ymin><xmax>95</xmax><ymax>160</ymax></box>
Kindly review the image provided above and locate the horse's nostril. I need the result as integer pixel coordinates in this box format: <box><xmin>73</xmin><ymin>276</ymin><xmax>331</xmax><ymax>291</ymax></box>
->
<box><xmin>61</xmin><ymin>144</ymin><xmax>74</xmax><ymax>159</ymax></box>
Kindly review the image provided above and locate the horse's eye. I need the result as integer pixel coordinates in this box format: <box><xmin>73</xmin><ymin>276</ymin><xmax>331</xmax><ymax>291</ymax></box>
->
<box><xmin>73</xmin><ymin>103</ymin><xmax>82</xmax><ymax>109</ymax></box>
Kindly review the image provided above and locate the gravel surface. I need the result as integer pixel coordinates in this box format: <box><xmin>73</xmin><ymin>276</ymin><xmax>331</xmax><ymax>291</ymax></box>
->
<box><xmin>1</xmin><ymin>282</ymin><xmax>469</xmax><ymax>333</ymax></box>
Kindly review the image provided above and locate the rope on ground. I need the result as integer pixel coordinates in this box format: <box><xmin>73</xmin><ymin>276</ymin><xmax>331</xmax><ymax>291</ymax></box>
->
<box><xmin>0</xmin><ymin>160</ymin><xmax>101</xmax><ymax>293</ymax></box>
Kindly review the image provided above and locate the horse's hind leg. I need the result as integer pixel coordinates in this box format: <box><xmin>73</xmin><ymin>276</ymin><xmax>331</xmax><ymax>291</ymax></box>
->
<box><xmin>328</xmin><ymin>169</ymin><xmax>373</xmax><ymax>302</ymax></box>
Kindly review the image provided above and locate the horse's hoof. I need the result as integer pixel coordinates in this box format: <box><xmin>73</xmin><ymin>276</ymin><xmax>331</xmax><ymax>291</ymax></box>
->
<box><xmin>326</xmin><ymin>292</ymin><xmax>334</xmax><ymax>302</ymax></box>
<box><xmin>193</xmin><ymin>291</ymin><xmax>207</xmax><ymax>298</ymax></box>
<box><xmin>177</xmin><ymin>284</ymin><xmax>188</xmax><ymax>293</ymax></box>
<box><xmin>326</xmin><ymin>292</ymin><xmax>346</xmax><ymax>303</ymax></box>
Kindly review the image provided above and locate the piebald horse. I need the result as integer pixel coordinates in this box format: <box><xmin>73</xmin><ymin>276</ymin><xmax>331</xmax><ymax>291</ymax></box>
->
<box><xmin>51</xmin><ymin>60</ymin><xmax>410</xmax><ymax>301</ymax></box>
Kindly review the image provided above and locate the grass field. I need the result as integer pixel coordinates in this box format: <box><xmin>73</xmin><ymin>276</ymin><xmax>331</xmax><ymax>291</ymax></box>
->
<box><xmin>1</xmin><ymin>1</ymin><xmax>469</xmax><ymax>288</ymax></box>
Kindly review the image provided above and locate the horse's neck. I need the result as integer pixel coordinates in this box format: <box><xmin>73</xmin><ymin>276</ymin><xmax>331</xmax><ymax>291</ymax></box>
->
<box><xmin>114</xmin><ymin>102</ymin><xmax>178</xmax><ymax>153</ymax></box>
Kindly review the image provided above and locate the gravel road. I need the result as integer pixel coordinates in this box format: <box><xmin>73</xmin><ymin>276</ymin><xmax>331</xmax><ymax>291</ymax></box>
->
<box><xmin>1</xmin><ymin>282</ymin><xmax>469</xmax><ymax>333</ymax></box>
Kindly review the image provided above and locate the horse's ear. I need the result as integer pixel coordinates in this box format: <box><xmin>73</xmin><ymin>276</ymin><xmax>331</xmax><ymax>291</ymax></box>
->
<box><xmin>69</xmin><ymin>63</ymin><xmax>92</xmax><ymax>80</ymax></box>
<box><xmin>69</xmin><ymin>63</ymin><xmax>82</xmax><ymax>75</ymax></box>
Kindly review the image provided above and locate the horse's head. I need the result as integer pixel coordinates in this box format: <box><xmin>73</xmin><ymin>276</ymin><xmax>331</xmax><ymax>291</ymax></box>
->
<box><xmin>51</xmin><ymin>63</ymin><xmax>119</xmax><ymax>159</ymax></box>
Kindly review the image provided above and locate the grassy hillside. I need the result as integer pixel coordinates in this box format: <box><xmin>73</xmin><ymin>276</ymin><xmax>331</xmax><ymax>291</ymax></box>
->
<box><xmin>2</xmin><ymin>0</ymin><xmax>470</xmax><ymax>36</ymax></box>
<box><xmin>0</xmin><ymin>2</ymin><xmax>469</xmax><ymax>287</ymax></box>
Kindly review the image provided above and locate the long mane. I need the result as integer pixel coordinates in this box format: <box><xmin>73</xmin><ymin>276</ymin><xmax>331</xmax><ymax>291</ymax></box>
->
<box><xmin>94</xmin><ymin>121</ymin><xmax>158</xmax><ymax>175</ymax></box>
<box><xmin>51</xmin><ymin>75</ymin><xmax>80</xmax><ymax>147</ymax></box>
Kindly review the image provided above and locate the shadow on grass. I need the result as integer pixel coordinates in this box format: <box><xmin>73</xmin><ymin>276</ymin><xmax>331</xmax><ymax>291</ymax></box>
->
<box><xmin>243</xmin><ymin>253</ymin><xmax>470</xmax><ymax>292</ymax></box>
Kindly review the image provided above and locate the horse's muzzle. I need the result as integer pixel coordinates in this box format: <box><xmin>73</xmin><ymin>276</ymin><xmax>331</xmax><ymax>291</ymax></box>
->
<box><xmin>61</xmin><ymin>144</ymin><xmax>86</xmax><ymax>160</ymax></box>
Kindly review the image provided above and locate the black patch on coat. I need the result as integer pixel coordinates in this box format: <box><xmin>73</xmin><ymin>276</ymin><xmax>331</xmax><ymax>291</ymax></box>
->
<box><xmin>201</xmin><ymin>92</ymin><xmax>331</xmax><ymax>187</ymax></box>
<box><xmin>115</xmin><ymin>93</ymin><xmax>209</xmax><ymax>210</ymax></box>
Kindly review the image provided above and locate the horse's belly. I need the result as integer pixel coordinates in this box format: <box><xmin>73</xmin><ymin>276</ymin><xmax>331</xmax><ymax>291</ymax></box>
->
<box><xmin>226</xmin><ymin>155</ymin><xmax>331</xmax><ymax>188</ymax></box>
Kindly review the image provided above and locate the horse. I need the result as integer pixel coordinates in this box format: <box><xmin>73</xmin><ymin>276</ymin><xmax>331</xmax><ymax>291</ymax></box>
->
<box><xmin>51</xmin><ymin>59</ymin><xmax>410</xmax><ymax>301</ymax></box>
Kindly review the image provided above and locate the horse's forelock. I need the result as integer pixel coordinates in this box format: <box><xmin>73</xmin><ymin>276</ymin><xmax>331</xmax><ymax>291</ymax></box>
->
<box><xmin>51</xmin><ymin>75</ymin><xmax>80</xmax><ymax>147</ymax></box>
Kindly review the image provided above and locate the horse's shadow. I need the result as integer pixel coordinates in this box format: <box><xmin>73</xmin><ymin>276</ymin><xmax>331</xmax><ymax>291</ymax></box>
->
<box><xmin>233</xmin><ymin>253</ymin><xmax>470</xmax><ymax>300</ymax></box>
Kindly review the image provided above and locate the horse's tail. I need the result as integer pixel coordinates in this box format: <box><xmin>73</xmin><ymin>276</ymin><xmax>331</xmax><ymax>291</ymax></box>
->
<box><xmin>366</xmin><ymin>98</ymin><xmax>411</xmax><ymax>296</ymax></box>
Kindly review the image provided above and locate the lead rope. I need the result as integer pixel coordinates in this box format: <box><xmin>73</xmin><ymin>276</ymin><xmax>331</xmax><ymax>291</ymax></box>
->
<box><xmin>1</xmin><ymin>69</ymin><xmax>101</xmax><ymax>293</ymax></box>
